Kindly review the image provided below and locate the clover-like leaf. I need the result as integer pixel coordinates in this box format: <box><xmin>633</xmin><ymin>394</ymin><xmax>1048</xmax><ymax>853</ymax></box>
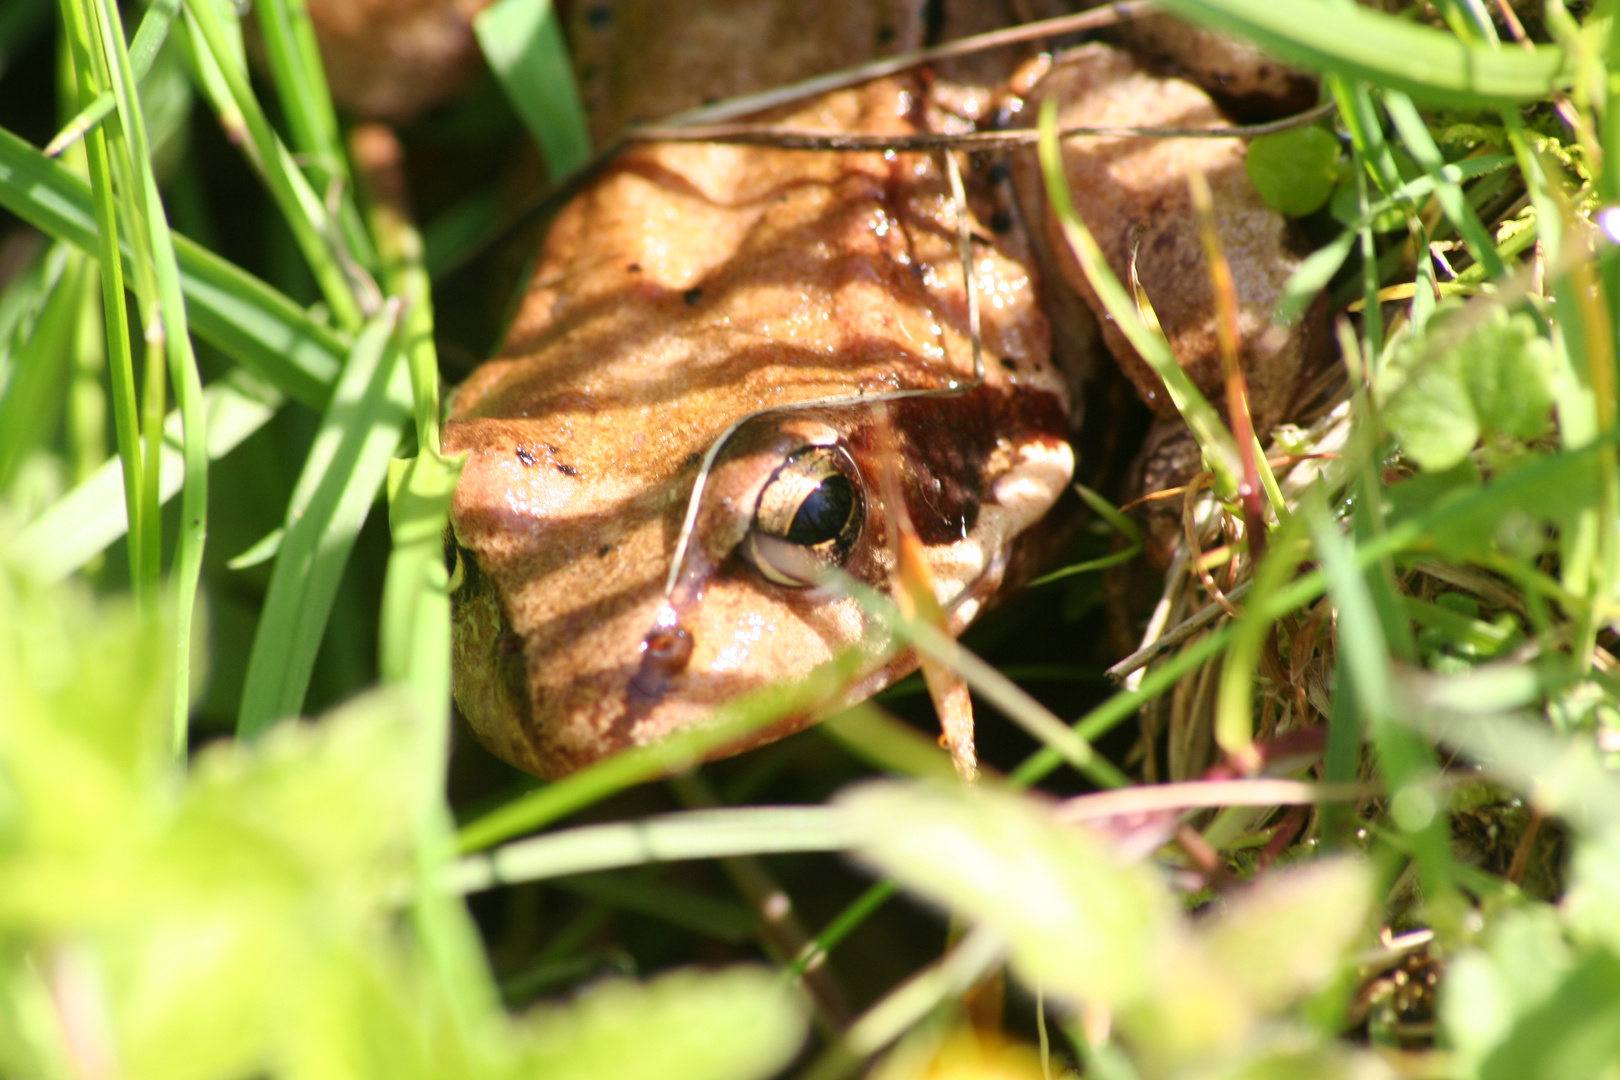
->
<box><xmin>1247</xmin><ymin>126</ymin><xmax>1343</xmax><ymax>217</ymax></box>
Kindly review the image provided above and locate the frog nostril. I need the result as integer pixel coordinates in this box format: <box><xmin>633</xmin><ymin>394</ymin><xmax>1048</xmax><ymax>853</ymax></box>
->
<box><xmin>642</xmin><ymin>625</ymin><xmax>692</xmax><ymax>666</ymax></box>
<box><xmin>628</xmin><ymin>616</ymin><xmax>693</xmax><ymax>706</ymax></box>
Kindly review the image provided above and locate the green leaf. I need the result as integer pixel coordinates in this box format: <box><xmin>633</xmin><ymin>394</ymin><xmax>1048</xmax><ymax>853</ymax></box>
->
<box><xmin>0</xmin><ymin>574</ymin><xmax>173</xmax><ymax>846</ymax></box>
<box><xmin>1381</xmin><ymin>341</ymin><xmax>1480</xmax><ymax>472</ymax></box>
<box><xmin>1199</xmin><ymin>859</ymin><xmax>1372</xmax><ymax>1012</ymax></box>
<box><xmin>1382</xmin><ymin>458</ymin><xmax>1482</xmax><ymax>526</ymax></box>
<box><xmin>187</xmin><ymin>691</ymin><xmax>423</xmax><ymax>888</ymax></box>
<box><xmin>1246</xmin><ymin>126</ymin><xmax>1342</xmax><ymax>217</ymax></box>
<box><xmin>1479</xmin><ymin>950</ymin><xmax>1620</xmax><ymax>1080</ymax></box>
<box><xmin>1459</xmin><ymin>312</ymin><xmax>1556</xmax><ymax>442</ymax></box>
<box><xmin>1566</xmin><ymin>831</ymin><xmax>1620</xmax><ymax>957</ymax></box>
<box><xmin>1380</xmin><ymin>309</ymin><xmax>1558</xmax><ymax>472</ymax></box>
<box><xmin>837</xmin><ymin>780</ymin><xmax>1170</xmax><ymax>1009</ymax></box>
<box><xmin>1395</xmin><ymin>682</ymin><xmax>1620</xmax><ymax>833</ymax></box>
<box><xmin>475</xmin><ymin>0</ymin><xmax>591</xmax><ymax>181</ymax></box>
<box><xmin>522</xmin><ymin>967</ymin><xmax>807</xmax><ymax>1080</ymax></box>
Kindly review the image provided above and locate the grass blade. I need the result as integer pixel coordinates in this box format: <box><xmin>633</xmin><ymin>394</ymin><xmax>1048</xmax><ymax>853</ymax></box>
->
<box><xmin>0</xmin><ymin>246</ymin><xmax>83</xmax><ymax>495</ymax></box>
<box><xmin>364</xmin><ymin>126</ymin><xmax>464</xmax><ymax>715</ymax></box>
<box><xmin>450</xmin><ymin>806</ymin><xmax>853</xmax><ymax>892</ymax></box>
<box><xmin>457</xmin><ymin>647</ymin><xmax>870</xmax><ymax>851</ymax></box>
<box><xmin>1152</xmin><ymin>0</ymin><xmax>1571</xmax><ymax>107</ymax></box>
<box><xmin>1036</xmin><ymin>96</ymin><xmax>1243</xmax><ymax>491</ymax></box>
<box><xmin>58</xmin><ymin>0</ymin><xmax>152</xmax><ymax>598</ymax></box>
<box><xmin>474</xmin><ymin>0</ymin><xmax>590</xmax><ymax>181</ymax></box>
<box><xmin>238</xmin><ymin>305</ymin><xmax>410</xmax><ymax>736</ymax></box>
<box><xmin>44</xmin><ymin>0</ymin><xmax>179</xmax><ymax>158</ymax></box>
<box><xmin>84</xmin><ymin>0</ymin><xmax>212</xmax><ymax>751</ymax></box>
<box><xmin>8</xmin><ymin>373</ymin><xmax>278</xmax><ymax>582</ymax></box>
<box><xmin>180</xmin><ymin>0</ymin><xmax>367</xmax><ymax>331</ymax></box>
<box><xmin>1306</xmin><ymin>493</ymin><xmax>1459</xmax><ymax>915</ymax></box>
<box><xmin>1214</xmin><ymin>518</ymin><xmax>1309</xmax><ymax>764</ymax></box>
<box><xmin>253</xmin><ymin>0</ymin><xmax>377</xmax><ymax>274</ymax></box>
<box><xmin>0</xmin><ymin>125</ymin><xmax>345</xmax><ymax>407</ymax></box>
<box><xmin>1383</xmin><ymin>90</ymin><xmax>1506</xmax><ymax>281</ymax></box>
<box><xmin>839</xmin><ymin>576</ymin><xmax>1130</xmax><ymax>789</ymax></box>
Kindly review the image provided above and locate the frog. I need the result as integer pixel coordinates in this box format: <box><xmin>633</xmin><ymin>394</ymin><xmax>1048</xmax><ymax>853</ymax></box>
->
<box><xmin>441</xmin><ymin>1</ymin><xmax>1321</xmax><ymax>780</ymax></box>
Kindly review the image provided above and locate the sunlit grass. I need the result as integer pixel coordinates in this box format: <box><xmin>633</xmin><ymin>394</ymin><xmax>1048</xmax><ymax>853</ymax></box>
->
<box><xmin>3</xmin><ymin>0</ymin><xmax>1620</xmax><ymax>1076</ymax></box>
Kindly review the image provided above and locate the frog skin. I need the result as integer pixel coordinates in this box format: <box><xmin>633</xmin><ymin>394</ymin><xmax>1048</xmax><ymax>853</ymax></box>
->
<box><xmin>442</xmin><ymin>62</ymin><xmax>1077</xmax><ymax>778</ymax></box>
<box><xmin>441</xmin><ymin>1</ymin><xmax>1319</xmax><ymax>780</ymax></box>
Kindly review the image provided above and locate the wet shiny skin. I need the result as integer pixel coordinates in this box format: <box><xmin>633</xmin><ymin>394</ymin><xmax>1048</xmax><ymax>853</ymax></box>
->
<box><xmin>442</xmin><ymin>77</ymin><xmax>1074</xmax><ymax>779</ymax></box>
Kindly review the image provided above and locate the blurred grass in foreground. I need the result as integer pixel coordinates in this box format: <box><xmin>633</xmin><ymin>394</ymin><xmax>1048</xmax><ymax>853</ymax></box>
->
<box><xmin>4</xmin><ymin>0</ymin><xmax>1620</xmax><ymax>1077</ymax></box>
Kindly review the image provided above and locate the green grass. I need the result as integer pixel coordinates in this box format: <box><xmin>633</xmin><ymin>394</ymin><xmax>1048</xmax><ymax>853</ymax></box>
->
<box><xmin>4</xmin><ymin>0</ymin><xmax>1620</xmax><ymax>1077</ymax></box>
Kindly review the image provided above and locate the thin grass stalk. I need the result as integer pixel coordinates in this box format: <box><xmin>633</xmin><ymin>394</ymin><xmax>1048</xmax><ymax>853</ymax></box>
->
<box><xmin>1307</xmin><ymin>490</ymin><xmax>1460</xmax><ymax>923</ymax></box>
<box><xmin>1560</xmin><ymin>243</ymin><xmax>1618</xmax><ymax>669</ymax></box>
<box><xmin>45</xmin><ymin>0</ymin><xmax>179</xmax><ymax>158</ymax></box>
<box><xmin>0</xmin><ymin>248</ymin><xmax>83</xmax><ymax>492</ymax></box>
<box><xmin>836</xmin><ymin>577</ymin><xmax>1129</xmax><ymax>789</ymax></box>
<box><xmin>71</xmin><ymin>0</ymin><xmax>169</xmax><ymax>601</ymax></box>
<box><xmin>452</xmin><ymin>805</ymin><xmax>853</xmax><ymax>892</ymax></box>
<box><xmin>1594</xmin><ymin>36</ymin><xmax>1620</xmax><ymax>644</ymax></box>
<box><xmin>14</xmin><ymin>375</ymin><xmax>280</xmax><ymax>586</ymax></box>
<box><xmin>1384</xmin><ymin>90</ymin><xmax>1508</xmax><ymax>281</ymax></box>
<box><xmin>86</xmin><ymin>0</ymin><xmax>209</xmax><ymax>752</ymax></box>
<box><xmin>180</xmin><ymin>0</ymin><xmax>366</xmax><ymax>331</ymax></box>
<box><xmin>785</xmin><ymin>881</ymin><xmax>898</xmax><ymax>981</ymax></box>
<box><xmin>253</xmin><ymin>0</ymin><xmax>378</xmax><ymax>273</ymax></box>
<box><xmin>66</xmin><ymin>259</ymin><xmax>106</xmax><ymax>490</ymax></box>
<box><xmin>1035</xmin><ymin>97</ymin><xmax>1243</xmax><ymax>489</ymax></box>
<box><xmin>56</xmin><ymin>0</ymin><xmax>147</xmax><ymax>597</ymax></box>
<box><xmin>237</xmin><ymin>304</ymin><xmax>407</xmax><ymax>736</ymax></box>
<box><xmin>174</xmin><ymin>1</ymin><xmax>244</xmax><ymax>143</ymax></box>
<box><xmin>1213</xmin><ymin>518</ymin><xmax>1309</xmax><ymax>767</ymax></box>
<box><xmin>456</xmin><ymin>647</ymin><xmax>872</xmax><ymax>851</ymax></box>
<box><xmin>252</xmin><ymin>0</ymin><xmax>341</xmax><ymax>183</ymax></box>
<box><xmin>0</xmin><ymin>128</ymin><xmax>347</xmax><ymax>409</ymax></box>
<box><xmin>1187</xmin><ymin>170</ymin><xmax>1267</xmax><ymax>554</ymax></box>
<box><xmin>1329</xmin><ymin>78</ymin><xmax>1390</xmax><ymax>375</ymax></box>
<box><xmin>1522</xmin><ymin>116</ymin><xmax>1617</xmax><ymax>668</ymax></box>
<box><xmin>347</xmin><ymin>124</ymin><xmax>495</xmax><ymax>1029</ymax></box>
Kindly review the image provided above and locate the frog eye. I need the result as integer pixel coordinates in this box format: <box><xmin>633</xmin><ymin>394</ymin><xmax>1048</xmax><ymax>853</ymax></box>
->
<box><xmin>741</xmin><ymin>444</ymin><xmax>864</xmax><ymax>587</ymax></box>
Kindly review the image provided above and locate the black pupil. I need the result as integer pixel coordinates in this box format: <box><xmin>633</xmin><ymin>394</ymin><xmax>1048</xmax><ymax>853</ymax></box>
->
<box><xmin>784</xmin><ymin>474</ymin><xmax>853</xmax><ymax>545</ymax></box>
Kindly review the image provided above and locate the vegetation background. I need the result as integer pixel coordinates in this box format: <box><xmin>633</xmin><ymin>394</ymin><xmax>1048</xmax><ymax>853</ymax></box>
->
<box><xmin>3</xmin><ymin>0</ymin><xmax>1620</xmax><ymax>1078</ymax></box>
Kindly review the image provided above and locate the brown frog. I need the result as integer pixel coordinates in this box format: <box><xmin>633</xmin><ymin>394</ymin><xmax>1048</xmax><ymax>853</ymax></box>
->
<box><xmin>441</xmin><ymin>3</ymin><xmax>1319</xmax><ymax>779</ymax></box>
